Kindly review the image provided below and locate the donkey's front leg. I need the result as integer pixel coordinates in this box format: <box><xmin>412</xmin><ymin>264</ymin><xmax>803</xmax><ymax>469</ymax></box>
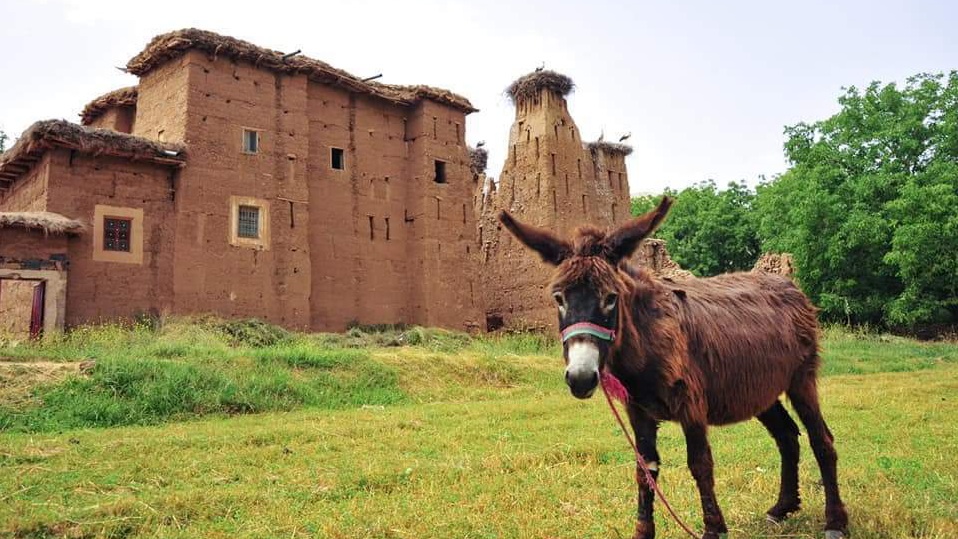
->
<box><xmin>627</xmin><ymin>405</ymin><xmax>660</xmax><ymax>539</ymax></box>
<box><xmin>682</xmin><ymin>423</ymin><xmax>728</xmax><ymax>539</ymax></box>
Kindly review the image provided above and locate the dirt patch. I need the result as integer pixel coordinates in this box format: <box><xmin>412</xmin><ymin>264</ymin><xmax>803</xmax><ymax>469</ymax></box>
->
<box><xmin>0</xmin><ymin>360</ymin><xmax>83</xmax><ymax>408</ymax></box>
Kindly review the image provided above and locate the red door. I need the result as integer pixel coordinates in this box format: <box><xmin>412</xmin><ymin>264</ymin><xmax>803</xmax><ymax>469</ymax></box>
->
<box><xmin>29</xmin><ymin>281</ymin><xmax>46</xmax><ymax>340</ymax></box>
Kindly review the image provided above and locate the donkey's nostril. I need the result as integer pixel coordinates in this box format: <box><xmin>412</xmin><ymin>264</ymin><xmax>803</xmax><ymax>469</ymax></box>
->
<box><xmin>567</xmin><ymin>369</ymin><xmax>600</xmax><ymax>399</ymax></box>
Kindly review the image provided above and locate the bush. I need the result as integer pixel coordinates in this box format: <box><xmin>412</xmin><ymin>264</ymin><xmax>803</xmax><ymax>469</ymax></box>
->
<box><xmin>219</xmin><ymin>318</ymin><xmax>292</xmax><ymax>347</ymax></box>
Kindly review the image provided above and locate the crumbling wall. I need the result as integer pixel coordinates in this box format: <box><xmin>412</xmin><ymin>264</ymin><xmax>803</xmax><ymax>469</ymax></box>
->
<box><xmin>477</xmin><ymin>72</ymin><xmax>632</xmax><ymax>330</ymax></box>
<box><xmin>753</xmin><ymin>252</ymin><xmax>796</xmax><ymax>279</ymax></box>
<box><xmin>633</xmin><ymin>238</ymin><xmax>694</xmax><ymax>280</ymax></box>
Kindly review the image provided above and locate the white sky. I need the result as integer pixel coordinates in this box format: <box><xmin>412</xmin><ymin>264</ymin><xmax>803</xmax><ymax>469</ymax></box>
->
<box><xmin>2</xmin><ymin>0</ymin><xmax>956</xmax><ymax>194</ymax></box>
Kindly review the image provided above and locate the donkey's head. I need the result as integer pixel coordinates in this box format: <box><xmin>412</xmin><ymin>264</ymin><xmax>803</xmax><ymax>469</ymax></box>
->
<box><xmin>498</xmin><ymin>197</ymin><xmax>673</xmax><ymax>399</ymax></box>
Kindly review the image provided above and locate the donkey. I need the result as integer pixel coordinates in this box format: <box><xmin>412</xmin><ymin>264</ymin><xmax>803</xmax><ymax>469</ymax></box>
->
<box><xmin>498</xmin><ymin>197</ymin><xmax>848</xmax><ymax>539</ymax></box>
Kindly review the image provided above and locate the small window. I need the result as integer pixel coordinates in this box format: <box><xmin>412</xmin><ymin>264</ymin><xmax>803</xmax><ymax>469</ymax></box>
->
<box><xmin>434</xmin><ymin>160</ymin><xmax>447</xmax><ymax>184</ymax></box>
<box><xmin>331</xmin><ymin>148</ymin><xmax>345</xmax><ymax>170</ymax></box>
<box><xmin>237</xmin><ymin>205</ymin><xmax>260</xmax><ymax>238</ymax></box>
<box><xmin>103</xmin><ymin>218</ymin><xmax>132</xmax><ymax>252</ymax></box>
<box><xmin>242</xmin><ymin>129</ymin><xmax>259</xmax><ymax>154</ymax></box>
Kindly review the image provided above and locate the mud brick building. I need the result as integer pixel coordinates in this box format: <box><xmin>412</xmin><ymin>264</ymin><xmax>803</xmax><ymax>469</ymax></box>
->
<box><xmin>476</xmin><ymin>72</ymin><xmax>635</xmax><ymax>330</ymax></box>
<box><xmin>1</xmin><ymin>29</ymin><xmax>480</xmax><ymax>334</ymax></box>
<box><xmin>0</xmin><ymin>29</ymin><xmax>670</xmax><ymax>335</ymax></box>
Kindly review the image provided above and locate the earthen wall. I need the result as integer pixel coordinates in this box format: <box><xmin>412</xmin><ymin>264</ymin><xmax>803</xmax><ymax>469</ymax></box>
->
<box><xmin>0</xmin><ymin>227</ymin><xmax>68</xmax><ymax>261</ymax></box>
<box><xmin>87</xmin><ymin>106</ymin><xmax>136</xmax><ymax>134</ymax></box>
<box><xmin>157</xmin><ymin>52</ymin><xmax>312</xmax><ymax>328</ymax></box>
<box><xmin>478</xmin><ymin>86</ymin><xmax>633</xmax><ymax>330</ymax></box>
<box><xmin>0</xmin><ymin>155</ymin><xmax>50</xmax><ymax>212</ymax></box>
<box><xmin>44</xmin><ymin>149</ymin><xmax>176</xmax><ymax>324</ymax></box>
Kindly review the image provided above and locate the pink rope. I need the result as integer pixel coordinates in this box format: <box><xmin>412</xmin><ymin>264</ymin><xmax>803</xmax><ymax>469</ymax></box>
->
<box><xmin>600</xmin><ymin>371</ymin><xmax>700</xmax><ymax>539</ymax></box>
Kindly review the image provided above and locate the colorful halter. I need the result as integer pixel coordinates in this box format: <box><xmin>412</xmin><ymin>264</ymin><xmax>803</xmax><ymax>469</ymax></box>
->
<box><xmin>560</xmin><ymin>322</ymin><xmax>616</xmax><ymax>343</ymax></box>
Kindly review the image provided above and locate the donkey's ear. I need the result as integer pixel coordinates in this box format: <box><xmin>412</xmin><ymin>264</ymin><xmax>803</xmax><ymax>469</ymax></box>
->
<box><xmin>604</xmin><ymin>196</ymin><xmax>673</xmax><ymax>264</ymax></box>
<box><xmin>499</xmin><ymin>211</ymin><xmax>571</xmax><ymax>266</ymax></box>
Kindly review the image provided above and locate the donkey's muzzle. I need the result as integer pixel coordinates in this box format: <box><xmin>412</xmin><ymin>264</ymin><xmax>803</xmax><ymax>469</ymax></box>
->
<box><xmin>565</xmin><ymin>369</ymin><xmax>599</xmax><ymax>399</ymax></box>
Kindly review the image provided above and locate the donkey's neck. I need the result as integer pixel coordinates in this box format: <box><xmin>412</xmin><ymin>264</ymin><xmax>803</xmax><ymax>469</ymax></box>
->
<box><xmin>609</xmin><ymin>269</ymin><xmax>687</xmax><ymax>403</ymax></box>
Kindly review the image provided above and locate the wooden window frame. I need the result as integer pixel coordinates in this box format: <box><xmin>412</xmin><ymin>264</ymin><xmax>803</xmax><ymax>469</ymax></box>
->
<box><xmin>242</xmin><ymin>128</ymin><xmax>260</xmax><ymax>154</ymax></box>
<box><xmin>229</xmin><ymin>196</ymin><xmax>270</xmax><ymax>250</ymax></box>
<box><xmin>93</xmin><ymin>205</ymin><xmax>144</xmax><ymax>264</ymax></box>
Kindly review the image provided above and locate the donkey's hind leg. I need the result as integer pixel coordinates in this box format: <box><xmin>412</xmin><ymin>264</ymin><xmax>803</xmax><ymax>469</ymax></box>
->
<box><xmin>788</xmin><ymin>366</ymin><xmax>849</xmax><ymax>538</ymax></box>
<box><xmin>756</xmin><ymin>400</ymin><xmax>802</xmax><ymax>522</ymax></box>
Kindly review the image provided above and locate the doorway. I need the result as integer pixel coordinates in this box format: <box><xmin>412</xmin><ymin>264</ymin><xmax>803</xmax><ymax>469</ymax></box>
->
<box><xmin>0</xmin><ymin>279</ymin><xmax>46</xmax><ymax>340</ymax></box>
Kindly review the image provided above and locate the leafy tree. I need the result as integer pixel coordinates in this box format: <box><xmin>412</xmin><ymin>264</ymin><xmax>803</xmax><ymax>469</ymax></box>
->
<box><xmin>632</xmin><ymin>180</ymin><xmax>760</xmax><ymax>276</ymax></box>
<box><xmin>756</xmin><ymin>72</ymin><xmax>958</xmax><ymax>328</ymax></box>
<box><xmin>0</xmin><ymin>129</ymin><xmax>7</xmax><ymax>153</ymax></box>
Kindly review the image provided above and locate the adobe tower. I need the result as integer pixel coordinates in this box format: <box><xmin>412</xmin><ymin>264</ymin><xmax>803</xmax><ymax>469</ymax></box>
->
<box><xmin>478</xmin><ymin>71</ymin><xmax>633</xmax><ymax>330</ymax></box>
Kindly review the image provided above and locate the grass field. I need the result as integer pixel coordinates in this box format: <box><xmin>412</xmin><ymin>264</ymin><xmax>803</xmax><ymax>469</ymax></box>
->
<box><xmin>1</xmin><ymin>320</ymin><xmax>957</xmax><ymax>538</ymax></box>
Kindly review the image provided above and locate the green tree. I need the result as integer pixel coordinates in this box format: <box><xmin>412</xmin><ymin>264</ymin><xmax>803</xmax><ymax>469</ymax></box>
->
<box><xmin>632</xmin><ymin>180</ymin><xmax>760</xmax><ymax>276</ymax></box>
<box><xmin>757</xmin><ymin>72</ymin><xmax>958</xmax><ymax>328</ymax></box>
<box><xmin>0</xmin><ymin>129</ymin><xmax>7</xmax><ymax>153</ymax></box>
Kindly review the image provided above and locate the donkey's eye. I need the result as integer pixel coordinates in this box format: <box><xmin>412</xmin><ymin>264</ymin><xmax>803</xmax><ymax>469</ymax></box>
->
<box><xmin>603</xmin><ymin>293</ymin><xmax>619</xmax><ymax>311</ymax></box>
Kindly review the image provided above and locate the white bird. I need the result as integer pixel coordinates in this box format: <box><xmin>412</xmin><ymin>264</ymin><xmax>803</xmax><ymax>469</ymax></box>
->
<box><xmin>619</xmin><ymin>132</ymin><xmax>632</xmax><ymax>142</ymax></box>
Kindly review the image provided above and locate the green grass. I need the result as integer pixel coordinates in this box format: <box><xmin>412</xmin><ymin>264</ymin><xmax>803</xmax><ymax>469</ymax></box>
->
<box><xmin>819</xmin><ymin>325</ymin><xmax>958</xmax><ymax>375</ymax></box>
<box><xmin>0</xmin><ymin>318</ymin><xmax>560</xmax><ymax>432</ymax></box>
<box><xmin>1</xmin><ymin>320</ymin><xmax>957</xmax><ymax>538</ymax></box>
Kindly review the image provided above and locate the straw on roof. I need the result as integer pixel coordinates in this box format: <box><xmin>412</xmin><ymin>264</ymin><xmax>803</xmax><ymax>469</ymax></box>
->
<box><xmin>587</xmin><ymin>140</ymin><xmax>634</xmax><ymax>157</ymax></box>
<box><xmin>127</xmin><ymin>28</ymin><xmax>477</xmax><ymax>113</ymax></box>
<box><xmin>506</xmin><ymin>70</ymin><xmax>574</xmax><ymax>104</ymax></box>
<box><xmin>80</xmin><ymin>86</ymin><xmax>138</xmax><ymax>125</ymax></box>
<box><xmin>0</xmin><ymin>120</ymin><xmax>186</xmax><ymax>190</ymax></box>
<box><xmin>0</xmin><ymin>211</ymin><xmax>85</xmax><ymax>235</ymax></box>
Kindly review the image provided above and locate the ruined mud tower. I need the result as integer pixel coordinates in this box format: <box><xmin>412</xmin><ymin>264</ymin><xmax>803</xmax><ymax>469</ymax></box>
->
<box><xmin>478</xmin><ymin>71</ymin><xmax>634</xmax><ymax>330</ymax></box>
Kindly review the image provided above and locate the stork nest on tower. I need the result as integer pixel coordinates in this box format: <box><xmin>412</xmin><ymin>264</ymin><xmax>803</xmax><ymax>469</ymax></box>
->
<box><xmin>506</xmin><ymin>70</ymin><xmax>574</xmax><ymax>104</ymax></box>
<box><xmin>587</xmin><ymin>140</ymin><xmax>634</xmax><ymax>157</ymax></box>
<box><xmin>468</xmin><ymin>146</ymin><xmax>489</xmax><ymax>176</ymax></box>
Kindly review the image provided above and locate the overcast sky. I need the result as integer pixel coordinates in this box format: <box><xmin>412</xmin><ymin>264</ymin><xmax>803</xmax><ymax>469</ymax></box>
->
<box><xmin>2</xmin><ymin>0</ymin><xmax>956</xmax><ymax>194</ymax></box>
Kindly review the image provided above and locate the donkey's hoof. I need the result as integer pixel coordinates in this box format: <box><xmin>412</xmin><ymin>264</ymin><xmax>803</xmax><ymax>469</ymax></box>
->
<box><xmin>824</xmin><ymin>531</ymin><xmax>846</xmax><ymax>539</ymax></box>
<box><xmin>766</xmin><ymin>513</ymin><xmax>784</xmax><ymax>524</ymax></box>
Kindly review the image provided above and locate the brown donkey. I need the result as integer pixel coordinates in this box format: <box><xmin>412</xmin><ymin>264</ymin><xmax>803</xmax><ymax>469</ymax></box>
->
<box><xmin>499</xmin><ymin>197</ymin><xmax>848</xmax><ymax>539</ymax></box>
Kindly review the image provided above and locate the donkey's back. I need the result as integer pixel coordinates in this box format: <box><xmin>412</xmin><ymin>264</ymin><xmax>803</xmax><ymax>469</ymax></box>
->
<box><xmin>662</xmin><ymin>271</ymin><xmax>820</xmax><ymax>424</ymax></box>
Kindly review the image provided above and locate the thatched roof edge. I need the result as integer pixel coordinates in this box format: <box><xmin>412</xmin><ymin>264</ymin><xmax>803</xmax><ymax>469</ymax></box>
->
<box><xmin>587</xmin><ymin>140</ymin><xmax>634</xmax><ymax>157</ymax></box>
<box><xmin>80</xmin><ymin>86</ymin><xmax>138</xmax><ymax>125</ymax></box>
<box><xmin>0</xmin><ymin>120</ymin><xmax>186</xmax><ymax>189</ymax></box>
<box><xmin>506</xmin><ymin>70</ymin><xmax>575</xmax><ymax>104</ymax></box>
<box><xmin>126</xmin><ymin>28</ymin><xmax>477</xmax><ymax>113</ymax></box>
<box><xmin>0</xmin><ymin>211</ymin><xmax>86</xmax><ymax>235</ymax></box>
